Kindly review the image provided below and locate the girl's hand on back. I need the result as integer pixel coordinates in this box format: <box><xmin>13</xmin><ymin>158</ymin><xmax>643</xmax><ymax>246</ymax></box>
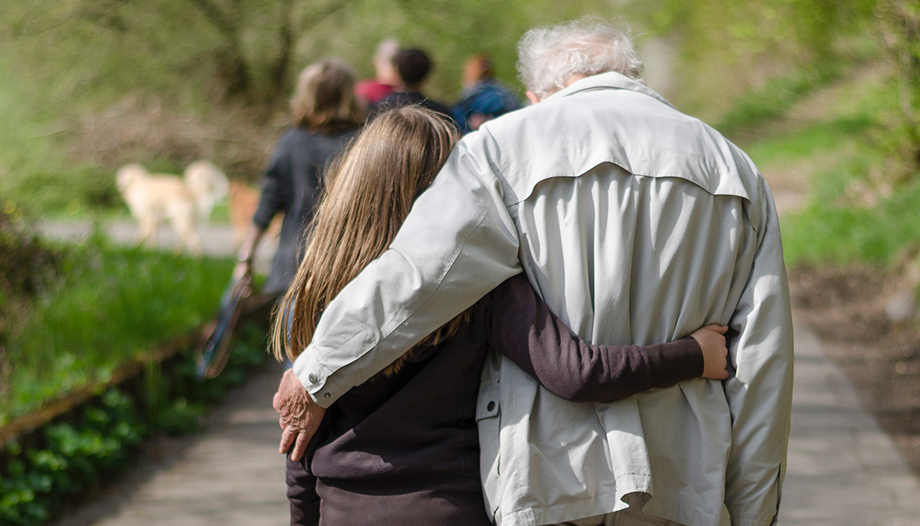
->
<box><xmin>690</xmin><ymin>324</ymin><xmax>730</xmax><ymax>380</ymax></box>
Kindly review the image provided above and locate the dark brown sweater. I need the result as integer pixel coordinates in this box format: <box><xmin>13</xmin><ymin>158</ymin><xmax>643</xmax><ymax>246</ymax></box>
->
<box><xmin>287</xmin><ymin>274</ymin><xmax>702</xmax><ymax>526</ymax></box>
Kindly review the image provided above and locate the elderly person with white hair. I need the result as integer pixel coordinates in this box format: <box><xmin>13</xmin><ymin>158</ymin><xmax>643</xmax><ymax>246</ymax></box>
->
<box><xmin>274</xmin><ymin>17</ymin><xmax>794</xmax><ymax>526</ymax></box>
<box><xmin>354</xmin><ymin>38</ymin><xmax>401</xmax><ymax>106</ymax></box>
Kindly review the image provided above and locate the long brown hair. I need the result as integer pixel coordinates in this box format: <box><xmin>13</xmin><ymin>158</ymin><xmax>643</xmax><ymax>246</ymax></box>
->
<box><xmin>290</xmin><ymin>59</ymin><xmax>364</xmax><ymax>133</ymax></box>
<box><xmin>271</xmin><ymin>106</ymin><xmax>467</xmax><ymax>375</ymax></box>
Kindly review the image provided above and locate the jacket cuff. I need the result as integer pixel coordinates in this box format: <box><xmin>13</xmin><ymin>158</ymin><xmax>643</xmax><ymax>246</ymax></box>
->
<box><xmin>292</xmin><ymin>345</ymin><xmax>341</xmax><ymax>408</ymax></box>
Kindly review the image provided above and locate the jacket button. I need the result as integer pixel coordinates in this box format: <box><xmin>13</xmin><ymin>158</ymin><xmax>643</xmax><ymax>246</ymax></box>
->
<box><xmin>487</xmin><ymin>401</ymin><xmax>496</xmax><ymax>412</ymax></box>
<box><xmin>308</xmin><ymin>372</ymin><xmax>318</xmax><ymax>383</ymax></box>
<box><xmin>323</xmin><ymin>393</ymin><xmax>331</xmax><ymax>399</ymax></box>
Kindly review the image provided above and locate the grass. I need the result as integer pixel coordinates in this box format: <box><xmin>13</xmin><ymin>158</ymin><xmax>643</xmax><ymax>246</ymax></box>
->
<box><xmin>782</xmin><ymin>178</ymin><xmax>920</xmax><ymax>266</ymax></box>
<box><xmin>744</xmin><ymin>116</ymin><xmax>872</xmax><ymax>166</ymax></box>
<box><xmin>715</xmin><ymin>66</ymin><xmax>842</xmax><ymax>140</ymax></box>
<box><xmin>726</xmin><ymin>57</ymin><xmax>920</xmax><ymax>268</ymax></box>
<box><xmin>2</xmin><ymin>235</ymin><xmax>235</xmax><ymax>425</ymax></box>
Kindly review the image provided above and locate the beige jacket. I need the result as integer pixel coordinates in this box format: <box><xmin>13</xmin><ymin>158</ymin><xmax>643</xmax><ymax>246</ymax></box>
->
<box><xmin>293</xmin><ymin>72</ymin><xmax>794</xmax><ymax>526</ymax></box>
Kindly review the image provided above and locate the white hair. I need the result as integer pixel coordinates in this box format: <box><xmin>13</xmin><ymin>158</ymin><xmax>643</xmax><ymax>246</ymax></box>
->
<box><xmin>375</xmin><ymin>39</ymin><xmax>400</xmax><ymax>62</ymax></box>
<box><xmin>517</xmin><ymin>18</ymin><xmax>643</xmax><ymax>99</ymax></box>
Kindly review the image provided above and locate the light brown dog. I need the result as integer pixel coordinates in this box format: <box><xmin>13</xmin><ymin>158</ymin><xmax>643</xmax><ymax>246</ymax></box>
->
<box><xmin>116</xmin><ymin>161</ymin><xmax>228</xmax><ymax>255</ymax></box>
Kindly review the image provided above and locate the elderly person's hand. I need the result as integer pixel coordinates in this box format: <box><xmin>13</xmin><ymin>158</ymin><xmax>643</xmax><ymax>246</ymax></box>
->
<box><xmin>273</xmin><ymin>369</ymin><xmax>326</xmax><ymax>461</ymax></box>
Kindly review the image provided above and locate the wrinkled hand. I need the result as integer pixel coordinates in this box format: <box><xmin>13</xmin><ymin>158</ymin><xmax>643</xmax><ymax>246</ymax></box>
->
<box><xmin>273</xmin><ymin>369</ymin><xmax>326</xmax><ymax>461</ymax></box>
<box><xmin>690</xmin><ymin>324</ymin><xmax>730</xmax><ymax>380</ymax></box>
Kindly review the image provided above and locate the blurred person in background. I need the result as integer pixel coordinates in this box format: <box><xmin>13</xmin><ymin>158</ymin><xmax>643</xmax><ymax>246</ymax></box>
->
<box><xmin>453</xmin><ymin>54</ymin><xmax>521</xmax><ymax>134</ymax></box>
<box><xmin>233</xmin><ymin>59</ymin><xmax>362</xmax><ymax>309</ymax></box>
<box><xmin>369</xmin><ymin>48</ymin><xmax>455</xmax><ymax>124</ymax></box>
<box><xmin>354</xmin><ymin>39</ymin><xmax>401</xmax><ymax>107</ymax></box>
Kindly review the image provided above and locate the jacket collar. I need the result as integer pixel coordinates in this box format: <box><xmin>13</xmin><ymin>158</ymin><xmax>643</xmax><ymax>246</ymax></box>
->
<box><xmin>546</xmin><ymin>71</ymin><xmax>675</xmax><ymax>109</ymax></box>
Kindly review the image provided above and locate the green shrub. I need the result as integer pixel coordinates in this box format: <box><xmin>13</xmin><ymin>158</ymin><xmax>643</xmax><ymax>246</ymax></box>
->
<box><xmin>0</xmin><ymin>206</ymin><xmax>62</xmax><ymax>405</ymax></box>
<box><xmin>1</xmin><ymin>236</ymin><xmax>233</xmax><ymax>425</ymax></box>
<box><xmin>2</xmin><ymin>167</ymin><xmax>122</xmax><ymax>216</ymax></box>
<box><xmin>0</xmin><ymin>389</ymin><xmax>143</xmax><ymax>526</ymax></box>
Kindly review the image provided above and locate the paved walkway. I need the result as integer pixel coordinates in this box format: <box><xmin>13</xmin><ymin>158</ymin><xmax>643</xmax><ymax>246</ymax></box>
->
<box><xmin>43</xmin><ymin>221</ymin><xmax>920</xmax><ymax>525</ymax></box>
<box><xmin>52</xmin><ymin>363</ymin><xmax>290</xmax><ymax>526</ymax></box>
<box><xmin>38</xmin><ymin>220</ymin><xmax>279</xmax><ymax>275</ymax></box>
<box><xmin>778</xmin><ymin>321</ymin><xmax>920</xmax><ymax>525</ymax></box>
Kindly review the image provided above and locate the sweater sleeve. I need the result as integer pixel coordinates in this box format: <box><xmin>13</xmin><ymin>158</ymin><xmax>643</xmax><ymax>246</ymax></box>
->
<box><xmin>486</xmin><ymin>274</ymin><xmax>704</xmax><ymax>403</ymax></box>
<box><xmin>252</xmin><ymin>136</ymin><xmax>292</xmax><ymax>229</ymax></box>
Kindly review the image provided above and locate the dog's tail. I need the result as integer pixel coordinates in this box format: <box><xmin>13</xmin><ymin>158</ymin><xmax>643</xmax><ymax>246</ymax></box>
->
<box><xmin>184</xmin><ymin>160</ymin><xmax>229</xmax><ymax>220</ymax></box>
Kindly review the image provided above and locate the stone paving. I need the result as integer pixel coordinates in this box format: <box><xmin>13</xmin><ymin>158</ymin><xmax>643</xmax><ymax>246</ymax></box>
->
<box><xmin>90</xmin><ymin>364</ymin><xmax>290</xmax><ymax>526</ymax></box>
<box><xmin>52</xmin><ymin>363</ymin><xmax>290</xmax><ymax>526</ymax></box>
<box><xmin>778</xmin><ymin>322</ymin><xmax>920</xmax><ymax>526</ymax></box>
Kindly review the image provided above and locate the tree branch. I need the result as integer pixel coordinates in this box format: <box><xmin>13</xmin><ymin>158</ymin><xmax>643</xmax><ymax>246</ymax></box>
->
<box><xmin>186</xmin><ymin>0</ymin><xmax>254</xmax><ymax>99</ymax></box>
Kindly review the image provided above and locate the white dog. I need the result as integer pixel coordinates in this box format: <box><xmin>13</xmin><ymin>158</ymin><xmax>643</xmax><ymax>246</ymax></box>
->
<box><xmin>116</xmin><ymin>160</ymin><xmax>229</xmax><ymax>255</ymax></box>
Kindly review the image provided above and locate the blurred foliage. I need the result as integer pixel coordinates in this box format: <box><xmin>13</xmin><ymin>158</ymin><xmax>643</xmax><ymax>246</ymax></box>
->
<box><xmin>1</xmin><ymin>166</ymin><xmax>121</xmax><ymax>217</ymax></box>
<box><xmin>0</xmin><ymin>206</ymin><xmax>61</xmax><ymax>404</ymax></box>
<box><xmin>877</xmin><ymin>0</ymin><xmax>920</xmax><ymax>165</ymax></box>
<box><xmin>1</xmin><ymin>235</ymin><xmax>233</xmax><ymax>424</ymax></box>
<box><xmin>0</xmin><ymin>0</ymin><xmax>627</xmax><ymax>200</ymax></box>
<box><xmin>3</xmin><ymin>0</ymin><xmax>914</xmax><ymax>208</ymax></box>
<box><xmin>632</xmin><ymin>0</ymin><xmax>879</xmax><ymax>120</ymax></box>
<box><xmin>0</xmin><ymin>0</ymin><xmax>344</xmax><ymax>109</ymax></box>
<box><xmin>0</xmin><ymin>58</ymin><xmax>116</xmax><ymax>217</ymax></box>
<box><xmin>784</xmin><ymin>178</ymin><xmax>920</xmax><ymax>265</ymax></box>
<box><xmin>0</xmin><ymin>0</ymin><xmax>617</xmax><ymax>113</ymax></box>
<box><xmin>0</xmin><ymin>207</ymin><xmax>60</xmax><ymax>318</ymax></box>
<box><xmin>782</xmin><ymin>141</ymin><xmax>920</xmax><ymax>266</ymax></box>
<box><xmin>730</xmin><ymin>39</ymin><xmax>920</xmax><ymax>267</ymax></box>
<box><xmin>715</xmin><ymin>64</ymin><xmax>844</xmax><ymax>139</ymax></box>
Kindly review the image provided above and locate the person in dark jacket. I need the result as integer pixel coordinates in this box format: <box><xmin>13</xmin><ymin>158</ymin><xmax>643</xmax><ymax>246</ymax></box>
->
<box><xmin>271</xmin><ymin>107</ymin><xmax>731</xmax><ymax>525</ymax></box>
<box><xmin>233</xmin><ymin>59</ymin><xmax>363</xmax><ymax>298</ymax></box>
<box><xmin>368</xmin><ymin>48</ymin><xmax>455</xmax><ymax>124</ymax></box>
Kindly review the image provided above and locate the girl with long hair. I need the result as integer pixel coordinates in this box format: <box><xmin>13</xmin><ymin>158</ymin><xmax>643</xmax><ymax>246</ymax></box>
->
<box><xmin>273</xmin><ymin>106</ymin><xmax>729</xmax><ymax>525</ymax></box>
